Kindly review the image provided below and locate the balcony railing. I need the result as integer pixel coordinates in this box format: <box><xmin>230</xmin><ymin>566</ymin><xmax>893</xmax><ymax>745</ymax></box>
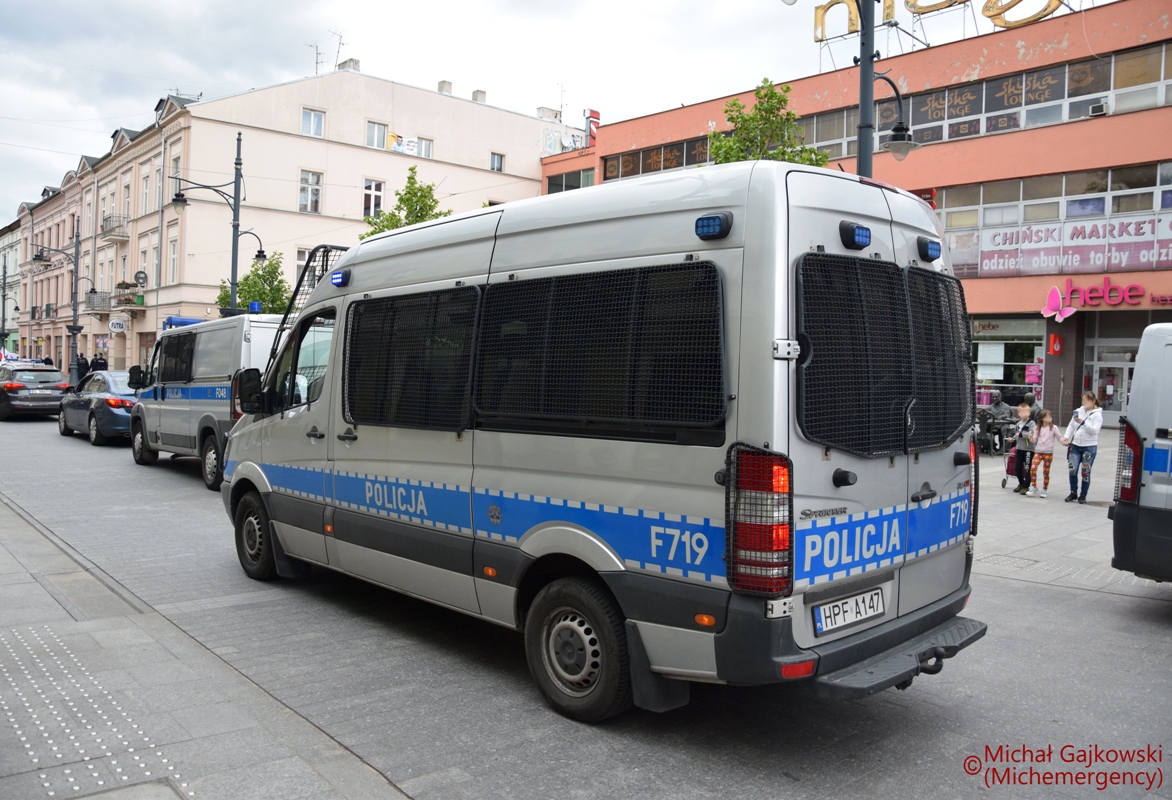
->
<box><xmin>112</xmin><ymin>284</ymin><xmax>143</xmax><ymax>308</ymax></box>
<box><xmin>100</xmin><ymin>214</ymin><xmax>129</xmax><ymax>241</ymax></box>
<box><xmin>85</xmin><ymin>291</ymin><xmax>112</xmax><ymax>312</ymax></box>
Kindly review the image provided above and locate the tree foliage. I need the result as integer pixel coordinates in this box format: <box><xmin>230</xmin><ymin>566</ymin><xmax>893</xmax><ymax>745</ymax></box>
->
<box><xmin>215</xmin><ymin>251</ymin><xmax>291</xmax><ymax>312</ymax></box>
<box><xmin>360</xmin><ymin>165</ymin><xmax>453</xmax><ymax>239</ymax></box>
<box><xmin>708</xmin><ymin>79</ymin><xmax>828</xmax><ymax>167</ymax></box>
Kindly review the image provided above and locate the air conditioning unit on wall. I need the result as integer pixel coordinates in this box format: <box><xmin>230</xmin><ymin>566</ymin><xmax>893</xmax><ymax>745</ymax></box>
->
<box><xmin>1089</xmin><ymin>102</ymin><xmax>1109</xmax><ymax>117</ymax></box>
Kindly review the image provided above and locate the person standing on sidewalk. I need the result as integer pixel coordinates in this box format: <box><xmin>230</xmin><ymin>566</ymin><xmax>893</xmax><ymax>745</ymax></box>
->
<box><xmin>1061</xmin><ymin>392</ymin><xmax>1104</xmax><ymax>504</ymax></box>
<box><xmin>1011</xmin><ymin>403</ymin><xmax>1036</xmax><ymax>495</ymax></box>
<box><xmin>1026</xmin><ymin>409</ymin><xmax>1059</xmax><ymax>498</ymax></box>
<box><xmin>76</xmin><ymin>353</ymin><xmax>90</xmax><ymax>381</ymax></box>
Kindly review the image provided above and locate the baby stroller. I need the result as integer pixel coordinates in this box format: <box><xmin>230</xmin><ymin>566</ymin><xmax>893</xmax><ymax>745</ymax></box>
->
<box><xmin>1000</xmin><ymin>446</ymin><xmax>1017</xmax><ymax>489</ymax></box>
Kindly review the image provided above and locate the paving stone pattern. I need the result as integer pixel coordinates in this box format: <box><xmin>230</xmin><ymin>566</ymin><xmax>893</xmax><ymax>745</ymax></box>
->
<box><xmin>0</xmin><ymin>418</ymin><xmax>1169</xmax><ymax>800</ymax></box>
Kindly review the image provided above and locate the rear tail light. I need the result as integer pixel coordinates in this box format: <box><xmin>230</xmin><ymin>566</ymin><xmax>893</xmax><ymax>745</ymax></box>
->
<box><xmin>1114</xmin><ymin>419</ymin><xmax>1143</xmax><ymax>504</ymax></box>
<box><xmin>969</xmin><ymin>434</ymin><xmax>979</xmax><ymax>537</ymax></box>
<box><xmin>726</xmin><ymin>443</ymin><xmax>794</xmax><ymax>598</ymax></box>
<box><xmin>229</xmin><ymin>371</ymin><xmax>242</xmax><ymax>421</ymax></box>
<box><xmin>2</xmin><ymin>382</ymin><xmax>24</xmax><ymax>391</ymax></box>
<box><xmin>55</xmin><ymin>382</ymin><xmax>71</xmax><ymax>389</ymax></box>
<box><xmin>105</xmin><ymin>397</ymin><xmax>135</xmax><ymax>409</ymax></box>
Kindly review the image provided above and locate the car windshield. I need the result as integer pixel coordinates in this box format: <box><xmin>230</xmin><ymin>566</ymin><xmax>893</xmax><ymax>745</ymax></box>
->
<box><xmin>13</xmin><ymin>370</ymin><xmax>65</xmax><ymax>384</ymax></box>
<box><xmin>106</xmin><ymin>373</ymin><xmax>131</xmax><ymax>393</ymax></box>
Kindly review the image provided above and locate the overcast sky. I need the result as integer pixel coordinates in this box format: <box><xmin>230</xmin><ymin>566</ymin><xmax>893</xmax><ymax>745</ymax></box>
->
<box><xmin>0</xmin><ymin>0</ymin><xmax>1104</xmax><ymax>219</ymax></box>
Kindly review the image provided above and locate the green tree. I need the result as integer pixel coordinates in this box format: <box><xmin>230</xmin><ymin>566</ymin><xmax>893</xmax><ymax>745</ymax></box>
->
<box><xmin>215</xmin><ymin>251</ymin><xmax>291</xmax><ymax>312</ymax></box>
<box><xmin>360</xmin><ymin>165</ymin><xmax>453</xmax><ymax>239</ymax></box>
<box><xmin>708</xmin><ymin>79</ymin><xmax>828</xmax><ymax>167</ymax></box>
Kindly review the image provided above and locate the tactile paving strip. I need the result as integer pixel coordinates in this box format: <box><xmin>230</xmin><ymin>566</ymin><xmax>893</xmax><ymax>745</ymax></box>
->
<box><xmin>1</xmin><ymin>625</ymin><xmax>194</xmax><ymax>797</ymax></box>
<box><xmin>974</xmin><ymin>554</ymin><xmax>1038</xmax><ymax>570</ymax></box>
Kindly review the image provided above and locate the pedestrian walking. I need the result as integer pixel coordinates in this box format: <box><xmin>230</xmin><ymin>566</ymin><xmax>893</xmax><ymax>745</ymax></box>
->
<box><xmin>1011</xmin><ymin>402</ymin><xmax>1036</xmax><ymax>494</ymax></box>
<box><xmin>1061</xmin><ymin>392</ymin><xmax>1103</xmax><ymax>504</ymax></box>
<box><xmin>1026</xmin><ymin>409</ymin><xmax>1059</xmax><ymax>497</ymax></box>
<box><xmin>76</xmin><ymin>353</ymin><xmax>90</xmax><ymax>380</ymax></box>
<box><xmin>42</xmin><ymin>356</ymin><xmax>53</xmax><ymax>366</ymax></box>
<box><xmin>1024</xmin><ymin>391</ymin><xmax>1041</xmax><ymax>423</ymax></box>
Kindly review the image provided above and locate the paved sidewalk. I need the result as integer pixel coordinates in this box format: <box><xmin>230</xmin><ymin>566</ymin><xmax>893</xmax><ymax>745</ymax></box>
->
<box><xmin>0</xmin><ymin>495</ymin><xmax>406</xmax><ymax>800</ymax></box>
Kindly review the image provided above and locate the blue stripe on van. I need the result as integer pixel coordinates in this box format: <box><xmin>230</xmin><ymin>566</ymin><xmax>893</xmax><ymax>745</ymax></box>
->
<box><xmin>162</xmin><ymin>385</ymin><xmax>230</xmax><ymax>402</ymax></box>
<box><xmin>794</xmin><ymin>488</ymin><xmax>970</xmax><ymax>588</ymax></box>
<box><xmin>1143</xmin><ymin>445</ymin><xmax>1170</xmax><ymax>475</ymax></box>
<box><xmin>471</xmin><ymin>490</ymin><xmax>727</xmax><ymax>585</ymax></box>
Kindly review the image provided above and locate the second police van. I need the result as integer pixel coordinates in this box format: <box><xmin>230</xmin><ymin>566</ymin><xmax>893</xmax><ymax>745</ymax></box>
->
<box><xmin>223</xmin><ymin>161</ymin><xmax>987</xmax><ymax>721</ymax></box>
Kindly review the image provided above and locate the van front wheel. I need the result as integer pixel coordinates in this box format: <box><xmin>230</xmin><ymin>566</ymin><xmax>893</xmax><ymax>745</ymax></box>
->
<box><xmin>524</xmin><ymin>577</ymin><xmax>632</xmax><ymax>722</ymax></box>
<box><xmin>131</xmin><ymin>422</ymin><xmax>157</xmax><ymax>465</ymax></box>
<box><xmin>235</xmin><ymin>491</ymin><xmax>277</xmax><ymax>581</ymax></box>
<box><xmin>201</xmin><ymin>435</ymin><xmax>223</xmax><ymax>490</ymax></box>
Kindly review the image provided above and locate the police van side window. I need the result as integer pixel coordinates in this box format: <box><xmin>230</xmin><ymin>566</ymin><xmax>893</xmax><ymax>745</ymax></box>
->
<box><xmin>343</xmin><ymin>287</ymin><xmax>479</xmax><ymax>432</ymax></box>
<box><xmin>473</xmin><ymin>262</ymin><xmax>725</xmax><ymax>445</ymax></box>
<box><xmin>292</xmin><ymin>311</ymin><xmax>335</xmax><ymax>406</ymax></box>
<box><xmin>159</xmin><ymin>334</ymin><xmax>195</xmax><ymax>383</ymax></box>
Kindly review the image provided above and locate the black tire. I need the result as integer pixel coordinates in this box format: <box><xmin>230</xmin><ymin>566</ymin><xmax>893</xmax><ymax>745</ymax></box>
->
<box><xmin>235</xmin><ymin>491</ymin><xmax>277</xmax><ymax>581</ymax></box>
<box><xmin>201</xmin><ymin>434</ymin><xmax>223</xmax><ymax>491</ymax></box>
<box><xmin>131</xmin><ymin>421</ymin><xmax>157</xmax><ymax>465</ymax></box>
<box><xmin>524</xmin><ymin>577</ymin><xmax>632</xmax><ymax>722</ymax></box>
<box><xmin>58</xmin><ymin>411</ymin><xmax>73</xmax><ymax>436</ymax></box>
<box><xmin>0</xmin><ymin>400</ymin><xmax>10</xmax><ymax>421</ymax></box>
<box><xmin>88</xmin><ymin>415</ymin><xmax>107</xmax><ymax>446</ymax></box>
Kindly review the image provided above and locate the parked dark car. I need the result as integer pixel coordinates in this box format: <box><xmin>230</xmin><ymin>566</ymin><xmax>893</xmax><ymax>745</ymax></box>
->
<box><xmin>0</xmin><ymin>363</ymin><xmax>70</xmax><ymax>420</ymax></box>
<box><xmin>58</xmin><ymin>370</ymin><xmax>136</xmax><ymax>445</ymax></box>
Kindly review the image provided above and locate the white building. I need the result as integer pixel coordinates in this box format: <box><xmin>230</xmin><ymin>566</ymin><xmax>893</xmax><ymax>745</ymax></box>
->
<box><xmin>17</xmin><ymin>63</ymin><xmax>585</xmax><ymax>369</ymax></box>
<box><xmin>0</xmin><ymin>220</ymin><xmax>18</xmax><ymax>353</ymax></box>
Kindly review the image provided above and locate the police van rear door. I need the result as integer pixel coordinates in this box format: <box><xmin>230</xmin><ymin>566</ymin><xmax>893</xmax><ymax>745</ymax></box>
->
<box><xmin>784</xmin><ymin>170</ymin><xmax>910</xmax><ymax>649</ymax></box>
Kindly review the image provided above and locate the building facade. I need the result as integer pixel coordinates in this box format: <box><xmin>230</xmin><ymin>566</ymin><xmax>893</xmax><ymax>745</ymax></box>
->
<box><xmin>0</xmin><ymin>220</ymin><xmax>18</xmax><ymax>354</ymax></box>
<box><xmin>541</xmin><ymin>0</ymin><xmax>1172</xmax><ymax>425</ymax></box>
<box><xmin>17</xmin><ymin>64</ymin><xmax>583</xmax><ymax>371</ymax></box>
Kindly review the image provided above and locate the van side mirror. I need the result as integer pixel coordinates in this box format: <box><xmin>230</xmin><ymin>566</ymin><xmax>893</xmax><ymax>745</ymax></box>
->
<box><xmin>237</xmin><ymin>368</ymin><xmax>263</xmax><ymax>414</ymax></box>
<box><xmin>127</xmin><ymin>365</ymin><xmax>144</xmax><ymax>389</ymax></box>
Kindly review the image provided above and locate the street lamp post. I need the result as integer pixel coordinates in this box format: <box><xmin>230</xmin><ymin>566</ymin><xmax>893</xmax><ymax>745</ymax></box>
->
<box><xmin>170</xmin><ymin>132</ymin><xmax>247</xmax><ymax>309</ymax></box>
<box><xmin>32</xmin><ymin>217</ymin><xmax>83</xmax><ymax>385</ymax></box>
<box><xmin>1</xmin><ymin>251</ymin><xmax>8</xmax><ymax>355</ymax></box>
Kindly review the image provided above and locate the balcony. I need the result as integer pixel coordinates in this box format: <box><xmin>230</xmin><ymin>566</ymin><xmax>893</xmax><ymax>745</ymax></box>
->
<box><xmin>85</xmin><ymin>291</ymin><xmax>112</xmax><ymax>312</ymax></box>
<box><xmin>100</xmin><ymin>214</ymin><xmax>129</xmax><ymax>242</ymax></box>
<box><xmin>112</xmin><ymin>282</ymin><xmax>143</xmax><ymax>309</ymax></box>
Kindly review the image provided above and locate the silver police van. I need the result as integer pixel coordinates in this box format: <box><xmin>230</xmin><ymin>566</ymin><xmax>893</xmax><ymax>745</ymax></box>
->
<box><xmin>128</xmin><ymin>314</ymin><xmax>281</xmax><ymax>490</ymax></box>
<box><xmin>1111</xmin><ymin>322</ymin><xmax>1172</xmax><ymax>583</ymax></box>
<box><xmin>222</xmin><ymin>161</ymin><xmax>986</xmax><ymax>721</ymax></box>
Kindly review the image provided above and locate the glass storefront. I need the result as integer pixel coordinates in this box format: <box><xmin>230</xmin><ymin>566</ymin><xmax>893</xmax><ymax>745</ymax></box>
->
<box><xmin>972</xmin><ymin>317</ymin><xmax>1046</xmax><ymax>407</ymax></box>
<box><xmin>1084</xmin><ymin>339</ymin><xmax>1140</xmax><ymax>427</ymax></box>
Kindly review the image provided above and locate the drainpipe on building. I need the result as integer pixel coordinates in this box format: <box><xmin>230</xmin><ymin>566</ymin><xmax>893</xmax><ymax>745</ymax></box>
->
<box><xmin>153</xmin><ymin>124</ymin><xmax>167</xmax><ymax>367</ymax></box>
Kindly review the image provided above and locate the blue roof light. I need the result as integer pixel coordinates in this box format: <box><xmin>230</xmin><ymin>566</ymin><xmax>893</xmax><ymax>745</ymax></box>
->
<box><xmin>330</xmin><ymin>269</ymin><xmax>350</xmax><ymax>287</ymax></box>
<box><xmin>839</xmin><ymin>221</ymin><xmax>871</xmax><ymax>250</ymax></box>
<box><xmin>918</xmin><ymin>236</ymin><xmax>942</xmax><ymax>262</ymax></box>
<box><xmin>695</xmin><ymin>212</ymin><xmax>733</xmax><ymax>240</ymax></box>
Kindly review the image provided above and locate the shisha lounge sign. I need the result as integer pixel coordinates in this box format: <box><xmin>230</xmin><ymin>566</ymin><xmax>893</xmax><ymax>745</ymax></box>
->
<box><xmin>815</xmin><ymin>0</ymin><xmax>1064</xmax><ymax>42</ymax></box>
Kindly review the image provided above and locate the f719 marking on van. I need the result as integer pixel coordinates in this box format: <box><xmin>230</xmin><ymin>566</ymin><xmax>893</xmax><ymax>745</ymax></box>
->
<box><xmin>650</xmin><ymin>526</ymin><xmax>709</xmax><ymax>565</ymax></box>
<box><xmin>949</xmin><ymin>499</ymin><xmax>969</xmax><ymax>529</ymax></box>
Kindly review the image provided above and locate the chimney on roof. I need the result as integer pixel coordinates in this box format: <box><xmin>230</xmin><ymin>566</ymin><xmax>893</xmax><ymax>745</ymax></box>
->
<box><xmin>337</xmin><ymin>58</ymin><xmax>360</xmax><ymax>72</ymax></box>
<box><xmin>438</xmin><ymin>80</ymin><xmax>452</xmax><ymax>94</ymax></box>
<box><xmin>472</xmin><ymin>89</ymin><xmax>487</xmax><ymax>104</ymax></box>
<box><xmin>536</xmin><ymin>107</ymin><xmax>561</xmax><ymax>121</ymax></box>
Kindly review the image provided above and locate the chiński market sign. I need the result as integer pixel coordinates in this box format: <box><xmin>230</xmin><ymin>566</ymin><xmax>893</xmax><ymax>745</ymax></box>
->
<box><xmin>815</xmin><ymin>0</ymin><xmax>1063</xmax><ymax>42</ymax></box>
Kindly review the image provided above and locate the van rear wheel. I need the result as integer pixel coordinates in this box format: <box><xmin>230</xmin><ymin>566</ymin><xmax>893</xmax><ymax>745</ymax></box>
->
<box><xmin>132</xmin><ymin>421</ymin><xmax>157</xmax><ymax>465</ymax></box>
<box><xmin>201</xmin><ymin>435</ymin><xmax>223</xmax><ymax>491</ymax></box>
<box><xmin>235</xmin><ymin>491</ymin><xmax>277</xmax><ymax>581</ymax></box>
<box><xmin>524</xmin><ymin>577</ymin><xmax>632</xmax><ymax>722</ymax></box>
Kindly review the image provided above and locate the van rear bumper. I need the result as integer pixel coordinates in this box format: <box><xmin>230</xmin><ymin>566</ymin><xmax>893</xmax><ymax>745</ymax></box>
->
<box><xmin>1111</xmin><ymin>501</ymin><xmax>1172</xmax><ymax>583</ymax></box>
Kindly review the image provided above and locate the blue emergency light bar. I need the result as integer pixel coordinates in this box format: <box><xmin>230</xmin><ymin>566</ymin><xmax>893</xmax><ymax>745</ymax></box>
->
<box><xmin>695</xmin><ymin>212</ymin><xmax>733</xmax><ymax>240</ymax></box>
<box><xmin>330</xmin><ymin>268</ymin><xmax>351</xmax><ymax>287</ymax></box>
<box><xmin>918</xmin><ymin>236</ymin><xmax>942</xmax><ymax>262</ymax></box>
<box><xmin>840</xmin><ymin>221</ymin><xmax>871</xmax><ymax>250</ymax></box>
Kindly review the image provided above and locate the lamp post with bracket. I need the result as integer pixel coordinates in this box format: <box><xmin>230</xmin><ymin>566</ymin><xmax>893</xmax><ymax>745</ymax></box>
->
<box><xmin>30</xmin><ymin>216</ymin><xmax>84</xmax><ymax>385</ymax></box>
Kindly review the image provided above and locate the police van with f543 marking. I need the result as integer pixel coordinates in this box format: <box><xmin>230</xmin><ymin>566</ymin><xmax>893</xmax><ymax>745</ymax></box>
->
<box><xmin>222</xmin><ymin>161</ymin><xmax>986</xmax><ymax>721</ymax></box>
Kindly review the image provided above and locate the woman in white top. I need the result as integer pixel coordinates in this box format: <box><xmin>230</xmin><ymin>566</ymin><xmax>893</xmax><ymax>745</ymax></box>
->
<box><xmin>1061</xmin><ymin>391</ymin><xmax>1104</xmax><ymax>504</ymax></box>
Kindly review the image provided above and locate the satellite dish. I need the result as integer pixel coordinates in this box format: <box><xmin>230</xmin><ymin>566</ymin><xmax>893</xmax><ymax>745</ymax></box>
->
<box><xmin>561</xmin><ymin>133</ymin><xmax>575</xmax><ymax>149</ymax></box>
<box><xmin>780</xmin><ymin>0</ymin><xmax>798</xmax><ymax>5</ymax></box>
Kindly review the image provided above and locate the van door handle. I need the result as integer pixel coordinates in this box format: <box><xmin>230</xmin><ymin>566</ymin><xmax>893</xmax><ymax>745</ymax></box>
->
<box><xmin>337</xmin><ymin>429</ymin><xmax>358</xmax><ymax>442</ymax></box>
<box><xmin>910</xmin><ymin>489</ymin><xmax>937</xmax><ymax>503</ymax></box>
<box><xmin>305</xmin><ymin>428</ymin><xmax>325</xmax><ymax>439</ymax></box>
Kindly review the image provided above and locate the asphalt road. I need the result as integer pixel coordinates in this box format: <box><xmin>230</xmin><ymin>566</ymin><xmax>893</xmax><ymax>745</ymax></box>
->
<box><xmin>1</xmin><ymin>416</ymin><xmax>1169</xmax><ymax>800</ymax></box>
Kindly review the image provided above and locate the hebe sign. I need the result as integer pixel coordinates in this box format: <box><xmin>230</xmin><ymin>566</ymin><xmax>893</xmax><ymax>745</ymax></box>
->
<box><xmin>1044</xmin><ymin>277</ymin><xmax>1145</xmax><ymax>321</ymax></box>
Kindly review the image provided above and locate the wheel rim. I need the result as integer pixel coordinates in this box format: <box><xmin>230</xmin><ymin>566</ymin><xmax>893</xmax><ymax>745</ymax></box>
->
<box><xmin>133</xmin><ymin>429</ymin><xmax>143</xmax><ymax>457</ymax></box>
<box><xmin>541</xmin><ymin>607</ymin><xmax>602</xmax><ymax>697</ymax></box>
<box><xmin>204</xmin><ymin>443</ymin><xmax>218</xmax><ymax>481</ymax></box>
<box><xmin>241</xmin><ymin>513</ymin><xmax>264</xmax><ymax>563</ymax></box>
<box><xmin>59</xmin><ymin>414</ymin><xmax>66</xmax><ymax>433</ymax></box>
<box><xmin>89</xmin><ymin>418</ymin><xmax>98</xmax><ymax>441</ymax></box>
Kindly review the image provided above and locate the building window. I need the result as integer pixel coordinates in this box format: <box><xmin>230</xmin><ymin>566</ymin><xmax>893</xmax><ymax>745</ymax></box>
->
<box><xmin>299</xmin><ymin>171</ymin><xmax>322</xmax><ymax>214</ymax></box>
<box><xmin>490</xmin><ymin>153</ymin><xmax>504</xmax><ymax>173</ymax></box>
<box><xmin>98</xmin><ymin>261</ymin><xmax>105</xmax><ymax>292</ymax></box>
<box><xmin>297</xmin><ymin>248</ymin><xmax>310</xmax><ymax>280</ymax></box>
<box><xmin>123</xmin><ymin>184</ymin><xmax>130</xmax><ymax>218</ymax></box>
<box><xmin>366</xmin><ymin>121</ymin><xmax>387</xmax><ymax>149</ymax></box>
<box><xmin>141</xmin><ymin>175</ymin><xmax>149</xmax><ymax>214</ymax></box>
<box><xmin>121</xmin><ymin>255</ymin><xmax>127</xmax><ymax>281</ymax></box>
<box><xmin>546</xmin><ymin>168</ymin><xmax>595</xmax><ymax>194</ymax></box>
<box><xmin>140</xmin><ymin>249</ymin><xmax>148</xmax><ymax>284</ymax></box>
<box><xmin>417</xmin><ymin>138</ymin><xmax>433</xmax><ymax>159</ymax></box>
<box><xmin>170</xmin><ymin>155</ymin><xmax>181</xmax><ymax>197</ymax></box>
<box><xmin>363</xmin><ymin>179</ymin><xmax>384</xmax><ymax>218</ymax></box>
<box><xmin>603</xmin><ymin>138</ymin><xmax>708</xmax><ymax>182</ymax></box>
<box><xmin>302</xmin><ymin>109</ymin><xmax>324</xmax><ymax>138</ymax></box>
<box><xmin>168</xmin><ymin>239</ymin><xmax>178</xmax><ymax>284</ymax></box>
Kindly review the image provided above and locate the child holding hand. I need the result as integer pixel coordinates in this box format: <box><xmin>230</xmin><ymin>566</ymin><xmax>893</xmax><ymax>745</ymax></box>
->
<box><xmin>1026</xmin><ymin>410</ymin><xmax>1059</xmax><ymax>498</ymax></box>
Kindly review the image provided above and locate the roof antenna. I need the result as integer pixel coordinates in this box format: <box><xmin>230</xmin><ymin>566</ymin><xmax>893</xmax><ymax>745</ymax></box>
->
<box><xmin>305</xmin><ymin>43</ymin><xmax>323</xmax><ymax>75</ymax></box>
<box><xmin>329</xmin><ymin>30</ymin><xmax>346</xmax><ymax>69</ymax></box>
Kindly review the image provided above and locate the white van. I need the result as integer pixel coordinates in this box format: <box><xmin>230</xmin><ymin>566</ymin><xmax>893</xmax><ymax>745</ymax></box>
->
<box><xmin>1111</xmin><ymin>322</ymin><xmax>1172</xmax><ymax>582</ymax></box>
<box><xmin>222</xmin><ymin>161</ymin><xmax>986</xmax><ymax>721</ymax></box>
<box><xmin>128</xmin><ymin>314</ymin><xmax>282</xmax><ymax>489</ymax></box>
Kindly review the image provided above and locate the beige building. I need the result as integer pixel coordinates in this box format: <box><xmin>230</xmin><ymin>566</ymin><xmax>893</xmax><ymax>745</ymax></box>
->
<box><xmin>16</xmin><ymin>63</ymin><xmax>584</xmax><ymax>370</ymax></box>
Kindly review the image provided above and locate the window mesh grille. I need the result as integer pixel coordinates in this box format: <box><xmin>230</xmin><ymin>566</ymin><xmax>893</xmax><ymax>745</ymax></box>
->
<box><xmin>474</xmin><ymin>263</ymin><xmax>725</xmax><ymax>429</ymax></box>
<box><xmin>797</xmin><ymin>254</ymin><xmax>972</xmax><ymax>457</ymax></box>
<box><xmin>343</xmin><ymin>287</ymin><xmax>479</xmax><ymax>431</ymax></box>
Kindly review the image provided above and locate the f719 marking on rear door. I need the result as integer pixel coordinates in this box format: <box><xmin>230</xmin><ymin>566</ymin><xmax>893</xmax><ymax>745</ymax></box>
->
<box><xmin>650</xmin><ymin>525</ymin><xmax>709</xmax><ymax>566</ymax></box>
<box><xmin>949</xmin><ymin>499</ymin><xmax>969</xmax><ymax>529</ymax></box>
